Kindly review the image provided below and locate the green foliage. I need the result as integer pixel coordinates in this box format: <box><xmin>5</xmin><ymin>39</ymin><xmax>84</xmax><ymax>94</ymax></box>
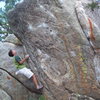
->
<box><xmin>28</xmin><ymin>95</ymin><xmax>46</xmax><ymax>100</ymax></box>
<box><xmin>39</xmin><ymin>95</ymin><xmax>46</xmax><ymax>100</ymax></box>
<box><xmin>28</xmin><ymin>97</ymin><xmax>37</xmax><ymax>100</ymax></box>
<box><xmin>87</xmin><ymin>1</ymin><xmax>99</xmax><ymax>11</ymax></box>
<box><xmin>0</xmin><ymin>0</ymin><xmax>21</xmax><ymax>41</ymax></box>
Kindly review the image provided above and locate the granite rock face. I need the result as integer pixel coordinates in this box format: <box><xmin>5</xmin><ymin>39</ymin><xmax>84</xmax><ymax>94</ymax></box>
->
<box><xmin>0</xmin><ymin>89</ymin><xmax>12</xmax><ymax>100</ymax></box>
<box><xmin>76</xmin><ymin>1</ymin><xmax>100</xmax><ymax>49</ymax></box>
<box><xmin>81</xmin><ymin>0</ymin><xmax>100</xmax><ymax>28</ymax></box>
<box><xmin>75</xmin><ymin>1</ymin><xmax>100</xmax><ymax>83</ymax></box>
<box><xmin>8</xmin><ymin>0</ymin><xmax>100</xmax><ymax>100</ymax></box>
<box><xmin>69</xmin><ymin>93</ymin><xmax>95</xmax><ymax>100</ymax></box>
<box><xmin>4</xmin><ymin>34</ymin><xmax>22</xmax><ymax>45</ymax></box>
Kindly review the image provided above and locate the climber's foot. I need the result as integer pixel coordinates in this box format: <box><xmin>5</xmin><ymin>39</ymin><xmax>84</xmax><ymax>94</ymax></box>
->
<box><xmin>37</xmin><ymin>85</ymin><xmax>44</xmax><ymax>90</ymax></box>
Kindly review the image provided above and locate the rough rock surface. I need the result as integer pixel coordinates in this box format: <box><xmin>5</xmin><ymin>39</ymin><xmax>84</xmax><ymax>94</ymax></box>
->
<box><xmin>8</xmin><ymin>0</ymin><xmax>100</xmax><ymax>100</ymax></box>
<box><xmin>4</xmin><ymin>34</ymin><xmax>22</xmax><ymax>45</ymax></box>
<box><xmin>0</xmin><ymin>89</ymin><xmax>11</xmax><ymax>100</ymax></box>
<box><xmin>81</xmin><ymin>0</ymin><xmax>100</xmax><ymax>28</ymax></box>
<box><xmin>70</xmin><ymin>93</ymin><xmax>95</xmax><ymax>100</ymax></box>
<box><xmin>75</xmin><ymin>1</ymin><xmax>100</xmax><ymax>83</ymax></box>
<box><xmin>80</xmin><ymin>0</ymin><xmax>100</xmax><ymax>49</ymax></box>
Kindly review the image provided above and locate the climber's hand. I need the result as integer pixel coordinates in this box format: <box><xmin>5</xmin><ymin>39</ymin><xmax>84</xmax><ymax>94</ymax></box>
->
<box><xmin>25</xmin><ymin>54</ymin><xmax>30</xmax><ymax>59</ymax></box>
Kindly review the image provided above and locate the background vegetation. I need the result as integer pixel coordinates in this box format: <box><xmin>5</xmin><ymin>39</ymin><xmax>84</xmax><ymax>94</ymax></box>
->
<box><xmin>0</xmin><ymin>0</ymin><xmax>21</xmax><ymax>41</ymax></box>
<box><xmin>87</xmin><ymin>1</ymin><xmax>99</xmax><ymax>11</ymax></box>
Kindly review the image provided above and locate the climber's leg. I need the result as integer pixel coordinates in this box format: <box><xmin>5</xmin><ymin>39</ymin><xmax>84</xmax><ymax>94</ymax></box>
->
<box><xmin>32</xmin><ymin>75</ymin><xmax>39</xmax><ymax>89</ymax></box>
<box><xmin>32</xmin><ymin>75</ymin><xmax>43</xmax><ymax>89</ymax></box>
<box><xmin>15</xmin><ymin>67</ymin><xmax>43</xmax><ymax>89</ymax></box>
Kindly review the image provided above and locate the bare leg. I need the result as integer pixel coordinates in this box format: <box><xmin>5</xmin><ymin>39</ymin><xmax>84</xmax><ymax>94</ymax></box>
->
<box><xmin>32</xmin><ymin>75</ymin><xmax>43</xmax><ymax>89</ymax></box>
<box><xmin>32</xmin><ymin>74</ymin><xmax>39</xmax><ymax>89</ymax></box>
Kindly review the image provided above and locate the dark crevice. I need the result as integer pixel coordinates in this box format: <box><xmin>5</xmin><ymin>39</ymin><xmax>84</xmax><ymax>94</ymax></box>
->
<box><xmin>65</xmin><ymin>87</ymin><xmax>74</xmax><ymax>94</ymax></box>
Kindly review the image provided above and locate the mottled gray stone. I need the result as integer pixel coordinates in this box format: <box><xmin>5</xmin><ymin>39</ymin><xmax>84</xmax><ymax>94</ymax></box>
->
<box><xmin>4</xmin><ymin>34</ymin><xmax>22</xmax><ymax>45</ymax></box>
<box><xmin>0</xmin><ymin>89</ymin><xmax>11</xmax><ymax>100</ymax></box>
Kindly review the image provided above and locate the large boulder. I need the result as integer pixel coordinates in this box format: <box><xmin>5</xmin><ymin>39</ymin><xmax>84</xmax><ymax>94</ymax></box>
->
<box><xmin>8</xmin><ymin>0</ymin><xmax>100</xmax><ymax>100</ymax></box>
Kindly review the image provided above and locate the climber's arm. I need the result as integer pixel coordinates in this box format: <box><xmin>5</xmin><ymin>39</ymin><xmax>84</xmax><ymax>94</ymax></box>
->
<box><xmin>19</xmin><ymin>58</ymin><xmax>28</xmax><ymax>64</ymax></box>
<box><xmin>15</xmin><ymin>55</ymin><xmax>29</xmax><ymax>64</ymax></box>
